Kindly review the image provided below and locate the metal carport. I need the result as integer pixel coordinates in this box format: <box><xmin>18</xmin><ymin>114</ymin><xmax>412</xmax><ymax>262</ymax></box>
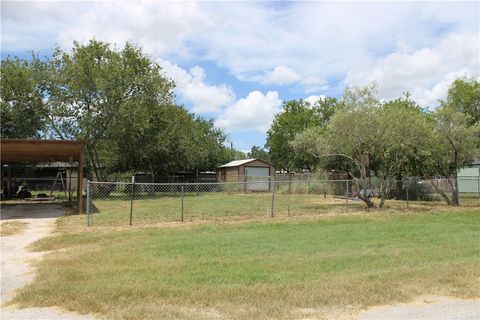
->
<box><xmin>1</xmin><ymin>139</ymin><xmax>84</xmax><ymax>213</ymax></box>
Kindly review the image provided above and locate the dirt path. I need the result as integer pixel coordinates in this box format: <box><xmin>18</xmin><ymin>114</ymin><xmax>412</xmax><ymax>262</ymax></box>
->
<box><xmin>357</xmin><ymin>295</ymin><xmax>480</xmax><ymax>320</ymax></box>
<box><xmin>1</xmin><ymin>204</ymin><xmax>94</xmax><ymax>320</ymax></box>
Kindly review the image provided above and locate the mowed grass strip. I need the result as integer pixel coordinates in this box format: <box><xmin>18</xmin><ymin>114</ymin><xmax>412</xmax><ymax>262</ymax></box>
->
<box><xmin>13</xmin><ymin>210</ymin><xmax>480</xmax><ymax>319</ymax></box>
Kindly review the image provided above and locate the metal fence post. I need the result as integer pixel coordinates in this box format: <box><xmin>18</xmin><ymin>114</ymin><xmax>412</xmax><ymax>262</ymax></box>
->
<box><xmin>406</xmin><ymin>179</ymin><xmax>409</xmax><ymax>209</ymax></box>
<box><xmin>478</xmin><ymin>176</ymin><xmax>480</xmax><ymax>203</ymax></box>
<box><xmin>346</xmin><ymin>179</ymin><xmax>349</xmax><ymax>212</ymax></box>
<box><xmin>288</xmin><ymin>174</ymin><xmax>292</xmax><ymax>194</ymax></box>
<box><xmin>455</xmin><ymin>177</ymin><xmax>460</xmax><ymax>206</ymax></box>
<box><xmin>86</xmin><ymin>180</ymin><xmax>91</xmax><ymax>227</ymax></box>
<box><xmin>129</xmin><ymin>176</ymin><xmax>134</xmax><ymax>226</ymax></box>
<box><xmin>271</xmin><ymin>179</ymin><xmax>275</xmax><ymax>218</ymax></box>
<box><xmin>288</xmin><ymin>180</ymin><xmax>291</xmax><ymax>217</ymax></box>
<box><xmin>181</xmin><ymin>185</ymin><xmax>184</xmax><ymax>222</ymax></box>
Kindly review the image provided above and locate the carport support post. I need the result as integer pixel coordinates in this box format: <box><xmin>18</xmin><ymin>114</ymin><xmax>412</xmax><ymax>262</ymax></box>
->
<box><xmin>129</xmin><ymin>176</ymin><xmax>135</xmax><ymax>226</ymax></box>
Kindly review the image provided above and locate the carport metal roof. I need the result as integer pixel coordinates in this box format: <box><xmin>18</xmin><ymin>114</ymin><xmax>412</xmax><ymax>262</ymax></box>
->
<box><xmin>1</xmin><ymin>139</ymin><xmax>83</xmax><ymax>162</ymax></box>
<box><xmin>1</xmin><ymin>139</ymin><xmax>85</xmax><ymax>213</ymax></box>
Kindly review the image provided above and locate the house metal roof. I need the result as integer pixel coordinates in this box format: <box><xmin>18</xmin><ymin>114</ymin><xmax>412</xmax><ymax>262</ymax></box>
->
<box><xmin>218</xmin><ymin>158</ymin><xmax>273</xmax><ymax>168</ymax></box>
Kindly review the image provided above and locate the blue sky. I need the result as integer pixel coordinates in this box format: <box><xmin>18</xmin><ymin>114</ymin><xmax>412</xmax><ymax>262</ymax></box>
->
<box><xmin>1</xmin><ymin>1</ymin><xmax>479</xmax><ymax>152</ymax></box>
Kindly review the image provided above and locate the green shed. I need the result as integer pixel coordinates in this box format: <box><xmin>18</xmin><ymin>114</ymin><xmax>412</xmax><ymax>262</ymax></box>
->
<box><xmin>458</xmin><ymin>160</ymin><xmax>480</xmax><ymax>193</ymax></box>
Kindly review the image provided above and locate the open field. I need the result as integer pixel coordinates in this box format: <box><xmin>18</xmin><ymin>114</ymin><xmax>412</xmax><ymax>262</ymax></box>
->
<box><xmin>11</xmin><ymin>209</ymin><xmax>480</xmax><ymax>320</ymax></box>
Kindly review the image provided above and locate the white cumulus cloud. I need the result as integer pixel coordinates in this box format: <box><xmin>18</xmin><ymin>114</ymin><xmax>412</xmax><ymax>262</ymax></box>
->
<box><xmin>304</xmin><ymin>95</ymin><xmax>326</xmax><ymax>106</ymax></box>
<box><xmin>216</xmin><ymin>91</ymin><xmax>283</xmax><ymax>132</ymax></box>
<box><xmin>2</xmin><ymin>1</ymin><xmax>478</xmax><ymax>107</ymax></box>
<box><xmin>1</xmin><ymin>1</ymin><xmax>212</xmax><ymax>56</ymax></box>
<box><xmin>159</xmin><ymin>60</ymin><xmax>235</xmax><ymax>113</ymax></box>
<box><xmin>345</xmin><ymin>32</ymin><xmax>480</xmax><ymax>109</ymax></box>
<box><xmin>260</xmin><ymin>65</ymin><xmax>301</xmax><ymax>85</ymax></box>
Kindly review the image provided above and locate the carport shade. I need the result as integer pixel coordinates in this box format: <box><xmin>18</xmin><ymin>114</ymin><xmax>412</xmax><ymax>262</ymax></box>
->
<box><xmin>1</xmin><ymin>139</ymin><xmax>84</xmax><ymax>213</ymax></box>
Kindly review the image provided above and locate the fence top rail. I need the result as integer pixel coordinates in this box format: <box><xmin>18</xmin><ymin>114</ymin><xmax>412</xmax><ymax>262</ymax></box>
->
<box><xmin>87</xmin><ymin>176</ymin><xmax>478</xmax><ymax>186</ymax></box>
<box><xmin>89</xmin><ymin>181</ymin><xmax>131</xmax><ymax>185</ymax></box>
<box><xmin>84</xmin><ymin>178</ymin><xmax>469</xmax><ymax>186</ymax></box>
<box><xmin>88</xmin><ymin>179</ymin><xmax>354</xmax><ymax>186</ymax></box>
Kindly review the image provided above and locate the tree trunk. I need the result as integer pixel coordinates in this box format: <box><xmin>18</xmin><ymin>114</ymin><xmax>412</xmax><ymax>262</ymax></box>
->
<box><xmin>93</xmin><ymin>148</ymin><xmax>105</xmax><ymax>181</ymax></box>
<box><xmin>148</xmin><ymin>162</ymin><xmax>155</xmax><ymax>196</ymax></box>
<box><xmin>430</xmin><ymin>179</ymin><xmax>452</xmax><ymax>205</ymax></box>
<box><xmin>379</xmin><ymin>179</ymin><xmax>390</xmax><ymax>209</ymax></box>
<box><xmin>86</xmin><ymin>146</ymin><xmax>101</xmax><ymax>181</ymax></box>
<box><xmin>357</xmin><ymin>194</ymin><xmax>375</xmax><ymax>208</ymax></box>
<box><xmin>395</xmin><ymin>175</ymin><xmax>403</xmax><ymax>200</ymax></box>
<box><xmin>448</xmin><ymin>177</ymin><xmax>459</xmax><ymax>206</ymax></box>
<box><xmin>348</xmin><ymin>170</ymin><xmax>375</xmax><ymax>208</ymax></box>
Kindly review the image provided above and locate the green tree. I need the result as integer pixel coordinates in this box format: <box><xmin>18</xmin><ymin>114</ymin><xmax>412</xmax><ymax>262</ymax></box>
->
<box><xmin>113</xmin><ymin>102</ymin><xmax>228</xmax><ymax>180</ymax></box>
<box><xmin>38</xmin><ymin>40</ymin><xmax>175</xmax><ymax>180</ymax></box>
<box><xmin>424</xmin><ymin>106</ymin><xmax>480</xmax><ymax>205</ymax></box>
<box><xmin>266</xmin><ymin>97</ymin><xmax>336</xmax><ymax>171</ymax></box>
<box><xmin>417</xmin><ymin>78</ymin><xmax>480</xmax><ymax>205</ymax></box>
<box><xmin>442</xmin><ymin>78</ymin><xmax>480</xmax><ymax>125</ymax></box>
<box><xmin>0</xmin><ymin>57</ymin><xmax>46</xmax><ymax>138</ymax></box>
<box><xmin>294</xmin><ymin>83</ymin><xmax>479</xmax><ymax>208</ymax></box>
<box><xmin>375</xmin><ymin>95</ymin><xmax>432</xmax><ymax>207</ymax></box>
<box><xmin>247</xmin><ymin>145</ymin><xmax>270</xmax><ymax>162</ymax></box>
<box><xmin>190</xmin><ymin>117</ymin><xmax>229</xmax><ymax>173</ymax></box>
<box><xmin>222</xmin><ymin>148</ymin><xmax>246</xmax><ymax>163</ymax></box>
<box><xmin>292</xmin><ymin>84</ymin><xmax>380</xmax><ymax>207</ymax></box>
<box><xmin>2</xmin><ymin>40</ymin><xmax>254</xmax><ymax>179</ymax></box>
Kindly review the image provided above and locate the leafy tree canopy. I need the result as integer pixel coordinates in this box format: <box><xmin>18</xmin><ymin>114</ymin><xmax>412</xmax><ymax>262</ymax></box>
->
<box><xmin>222</xmin><ymin>148</ymin><xmax>246</xmax><ymax>163</ymax></box>
<box><xmin>2</xmin><ymin>39</ymin><xmax>231</xmax><ymax>179</ymax></box>
<box><xmin>441</xmin><ymin>77</ymin><xmax>480</xmax><ymax>125</ymax></box>
<box><xmin>0</xmin><ymin>57</ymin><xmax>46</xmax><ymax>138</ymax></box>
<box><xmin>266</xmin><ymin>97</ymin><xmax>337</xmax><ymax>171</ymax></box>
<box><xmin>247</xmin><ymin>145</ymin><xmax>270</xmax><ymax>162</ymax></box>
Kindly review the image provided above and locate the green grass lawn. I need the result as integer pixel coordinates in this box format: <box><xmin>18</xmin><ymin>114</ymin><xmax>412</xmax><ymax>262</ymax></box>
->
<box><xmin>89</xmin><ymin>192</ymin><xmax>356</xmax><ymax>226</ymax></box>
<box><xmin>12</xmin><ymin>210</ymin><xmax>480</xmax><ymax>320</ymax></box>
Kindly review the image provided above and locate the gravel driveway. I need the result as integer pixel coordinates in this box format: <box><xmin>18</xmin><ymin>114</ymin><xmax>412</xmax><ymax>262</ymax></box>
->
<box><xmin>357</xmin><ymin>295</ymin><xmax>480</xmax><ymax>320</ymax></box>
<box><xmin>0</xmin><ymin>204</ymin><xmax>94</xmax><ymax>320</ymax></box>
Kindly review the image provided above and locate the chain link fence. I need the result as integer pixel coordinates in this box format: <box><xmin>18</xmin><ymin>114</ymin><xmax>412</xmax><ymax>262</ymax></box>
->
<box><xmin>86</xmin><ymin>177</ymin><xmax>480</xmax><ymax>227</ymax></box>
